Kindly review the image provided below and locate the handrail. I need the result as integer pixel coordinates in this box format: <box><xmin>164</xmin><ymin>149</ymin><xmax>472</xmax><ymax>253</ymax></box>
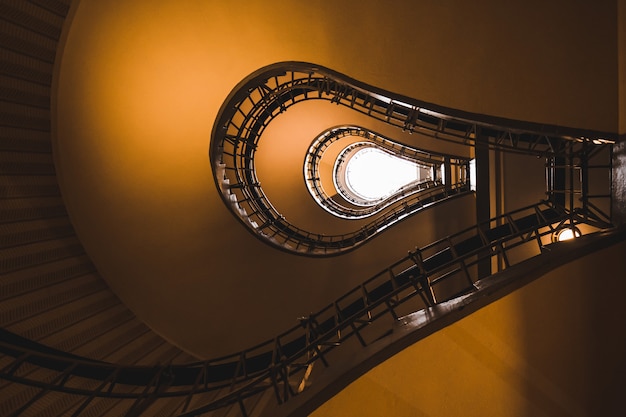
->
<box><xmin>163</xmin><ymin>201</ymin><xmax>616</xmax><ymax>416</ymax></box>
<box><xmin>304</xmin><ymin>125</ymin><xmax>471</xmax><ymax>219</ymax></box>
<box><xmin>2</xmin><ymin>60</ymin><xmax>617</xmax><ymax>415</ymax></box>
<box><xmin>0</xmin><ymin>200</ymin><xmax>613</xmax><ymax>416</ymax></box>
<box><xmin>210</xmin><ymin>62</ymin><xmax>615</xmax><ymax>257</ymax></box>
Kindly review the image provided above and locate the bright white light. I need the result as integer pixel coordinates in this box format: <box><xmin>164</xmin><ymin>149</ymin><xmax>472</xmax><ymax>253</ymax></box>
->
<box><xmin>345</xmin><ymin>148</ymin><xmax>422</xmax><ymax>201</ymax></box>
<box><xmin>555</xmin><ymin>227</ymin><xmax>581</xmax><ymax>242</ymax></box>
<box><xmin>469</xmin><ymin>159</ymin><xmax>476</xmax><ymax>192</ymax></box>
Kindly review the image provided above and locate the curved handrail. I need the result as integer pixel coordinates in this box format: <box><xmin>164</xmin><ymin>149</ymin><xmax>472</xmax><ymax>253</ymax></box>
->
<box><xmin>304</xmin><ymin>125</ymin><xmax>471</xmax><ymax>219</ymax></box>
<box><xmin>210</xmin><ymin>62</ymin><xmax>615</xmax><ymax>257</ymax></box>
<box><xmin>179</xmin><ymin>201</ymin><xmax>614</xmax><ymax>416</ymax></box>
<box><xmin>1</xmin><ymin>200</ymin><xmax>612</xmax><ymax>416</ymax></box>
<box><xmin>2</xmin><ymin>59</ymin><xmax>617</xmax><ymax>415</ymax></box>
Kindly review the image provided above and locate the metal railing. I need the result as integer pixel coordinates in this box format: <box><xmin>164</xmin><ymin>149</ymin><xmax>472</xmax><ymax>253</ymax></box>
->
<box><xmin>210</xmin><ymin>62</ymin><xmax>616</xmax><ymax>256</ymax></box>
<box><xmin>1</xmin><ymin>61</ymin><xmax>618</xmax><ymax>416</ymax></box>
<box><xmin>304</xmin><ymin>125</ymin><xmax>471</xmax><ymax>219</ymax></box>
<box><xmin>0</xmin><ymin>200</ymin><xmax>613</xmax><ymax>416</ymax></box>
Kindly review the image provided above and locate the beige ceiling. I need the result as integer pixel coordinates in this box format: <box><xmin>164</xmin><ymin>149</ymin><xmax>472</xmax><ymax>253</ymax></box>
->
<box><xmin>53</xmin><ymin>0</ymin><xmax>618</xmax><ymax>363</ymax></box>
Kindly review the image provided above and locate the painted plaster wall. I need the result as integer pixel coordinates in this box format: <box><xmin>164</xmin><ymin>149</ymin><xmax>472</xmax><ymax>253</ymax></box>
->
<box><xmin>54</xmin><ymin>0</ymin><xmax>618</xmax><ymax>360</ymax></box>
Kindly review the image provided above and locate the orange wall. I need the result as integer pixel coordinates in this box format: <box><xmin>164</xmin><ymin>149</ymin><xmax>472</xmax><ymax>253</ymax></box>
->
<box><xmin>312</xmin><ymin>238</ymin><xmax>626</xmax><ymax>417</ymax></box>
<box><xmin>54</xmin><ymin>0</ymin><xmax>619</xmax><ymax>359</ymax></box>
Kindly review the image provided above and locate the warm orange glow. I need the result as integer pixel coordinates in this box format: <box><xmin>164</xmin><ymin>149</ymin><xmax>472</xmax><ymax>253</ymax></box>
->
<box><xmin>54</xmin><ymin>0</ymin><xmax>619</xmax><ymax>368</ymax></box>
<box><xmin>310</xmin><ymin>291</ymin><xmax>530</xmax><ymax>417</ymax></box>
<box><xmin>55</xmin><ymin>0</ymin><xmax>476</xmax><ymax>357</ymax></box>
<box><xmin>48</xmin><ymin>2</ymin><xmax>625</xmax><ymax>416</ymax></box>
<box><xmin>554</xmin><ymin>227</ymin><xmax>582</xmax><ymax>242</ymax></box>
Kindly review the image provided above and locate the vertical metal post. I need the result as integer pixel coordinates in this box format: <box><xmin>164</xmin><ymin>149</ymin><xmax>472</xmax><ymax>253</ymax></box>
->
<box><xmin>552</xmin><ymin>155</ymin><xmax>566</xmax><ymax>208</ymax></box>
<box><xmin>581</xmin><ymin>143</ymin><xmax>589</xmax><ymax>217</ymax></box>
<box><xmin>568</xmin><ymin>142</ymin><xmax>575</xmax><ymax>213</ymax></box>
<box><xmin>475</xmin><ymin>134</ymin><xmax>491</xmax><ymax>279</ymax></box>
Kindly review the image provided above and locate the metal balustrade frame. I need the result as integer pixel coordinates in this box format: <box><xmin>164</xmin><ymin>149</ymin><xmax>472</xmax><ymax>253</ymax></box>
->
<box><xmin>304</xmin><ymin>125</ymin><xmax>471</xmax><ymax>219</ymax></box>
<box><xmin>2</xmin><ymin>60</ymin><xmax>618</xmax><ymax>416</ymax></box>
<box><xmin>210</xmin><ymin>62</ymin><xmax>616</xmax><ymax>257</ymax></box>
<box><xmin>0</xmin><ymin>200</ymin><xmax>615</xmax><ymax>416</ymax></box>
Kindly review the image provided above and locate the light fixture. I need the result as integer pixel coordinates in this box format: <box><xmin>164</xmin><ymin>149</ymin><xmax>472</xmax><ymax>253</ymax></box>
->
<box><xmin>552</xmin><ymin>225</ymin><xmax>581</xmax><ymax>242</ymax></box>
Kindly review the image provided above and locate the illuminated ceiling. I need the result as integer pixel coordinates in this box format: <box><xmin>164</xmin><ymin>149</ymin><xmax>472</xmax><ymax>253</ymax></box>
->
<box><xmin>52</xmin><ymin>0</ymin><xmax>621</xmax><ymax>393</ymax></box>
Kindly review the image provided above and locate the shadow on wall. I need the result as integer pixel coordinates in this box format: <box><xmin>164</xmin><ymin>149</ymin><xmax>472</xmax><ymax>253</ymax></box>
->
<box><xmin>519</xmin><ymin>239</ymin><xmax>626</xmax><ymax>416</ymax></box>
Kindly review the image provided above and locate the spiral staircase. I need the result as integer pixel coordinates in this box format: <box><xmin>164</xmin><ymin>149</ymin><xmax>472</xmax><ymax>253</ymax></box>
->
<box><xmin>1</xmin><ymin>1</ymin><xmax>625</xmax><ymax>416</ymax></box>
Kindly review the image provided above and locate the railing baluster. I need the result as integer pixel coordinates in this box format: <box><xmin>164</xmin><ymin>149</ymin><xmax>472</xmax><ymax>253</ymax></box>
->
<box><xmin>9</xmin><ymin>363</ymin><xmax>78</xmax><ymax>417</ymax></box>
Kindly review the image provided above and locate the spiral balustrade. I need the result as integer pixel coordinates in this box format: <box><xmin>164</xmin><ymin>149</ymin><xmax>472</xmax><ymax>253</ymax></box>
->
<box><xmin>0</xmin><ymin>4</ymin><xmax>621</xmax><ymax>415</ymax></box>
<box><xmin>210</xmin><ymin>62</ymin><xmax>616</xmax><ymax>256</ymax></box>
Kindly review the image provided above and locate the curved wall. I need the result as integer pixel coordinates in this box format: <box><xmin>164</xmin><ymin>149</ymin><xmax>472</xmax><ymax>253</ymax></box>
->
<box><xmin>54</xmin><ymin>0</ymin><xmax>618</xmax><ymax>359</ymax></box>
<box><xmin>312</xmin><ymin>239</ymin><xmax>626</xmax><ymax>417</ymax></box>
<box><xmin>0</xmin><ymin>0</ymin><xmax>622</xmax><ymax>416</ymax></box>
<box><xmin>0</xmin><ymin>1</ymin><xmax>197</xmax><ymax>416</ymax></box>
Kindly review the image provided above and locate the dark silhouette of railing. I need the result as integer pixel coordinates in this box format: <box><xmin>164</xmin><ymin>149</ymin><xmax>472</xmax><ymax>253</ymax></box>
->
<box><xmin>210</xmin><ymin>62</ymin><xmax>615</xmax><ymax>256</ymax></box>
<box><xmin>304</xmin><ymin>125</ymin><xmax>471</xmax><ymax>219</ymax></box>
<box><xmin>0</xmin><ymin>200</ymin><xmax>613</xmax><ymax>416</ymax></box>
<box><xmin>1</xmin><ymin>61</ymin><xmax>617</xmax><ymax>416</ymax></box>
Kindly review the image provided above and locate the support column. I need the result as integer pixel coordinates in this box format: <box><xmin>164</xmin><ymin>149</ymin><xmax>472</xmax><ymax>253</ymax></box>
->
<box><xmin>475</xmin><ymin>137</ymin><xmax>491</xmax><ymax>279</ymax></box>
<box><xmin>549</xmin><ymin>155</ymin><xmax>567</xmax><ymax>208</ymax></box>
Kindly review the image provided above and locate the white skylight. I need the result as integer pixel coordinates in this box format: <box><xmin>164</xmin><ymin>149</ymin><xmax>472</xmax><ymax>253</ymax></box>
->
<box><xmin>345</xmin><ymin>147</ymin><xmax>423</xmax><ymax>201</ymax></box>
